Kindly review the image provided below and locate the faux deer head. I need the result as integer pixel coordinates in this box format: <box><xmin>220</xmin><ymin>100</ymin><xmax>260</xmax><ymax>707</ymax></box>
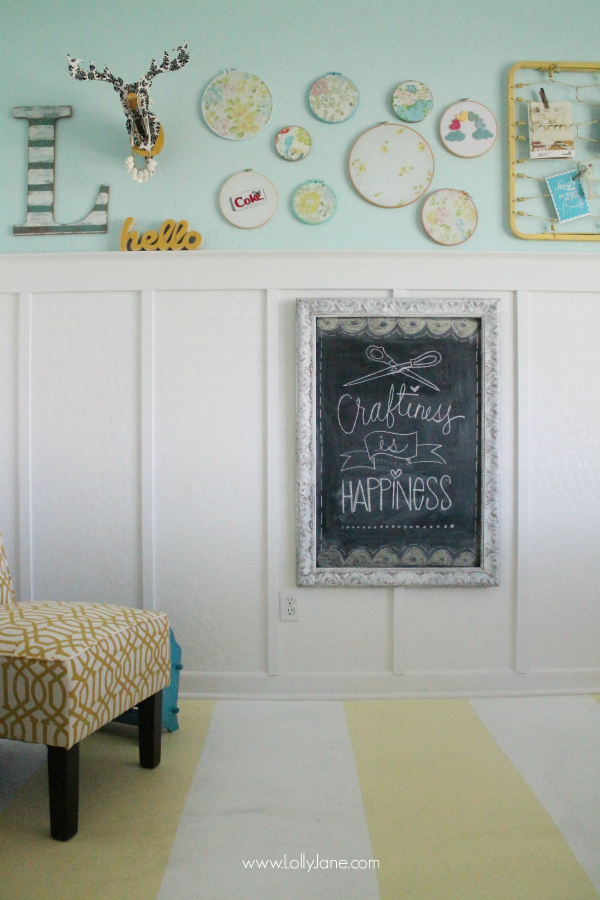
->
<box><xmin>68</xmin><ymin>43</ymin><xmax>189</xmax><ymax>181</ymax></box>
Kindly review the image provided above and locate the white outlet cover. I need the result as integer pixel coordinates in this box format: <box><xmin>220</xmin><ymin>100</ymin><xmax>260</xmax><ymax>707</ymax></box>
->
<box><xmin>279</xmin><ymin>590</ymin><xmax>299</xmax><ymax>621</ymax></box>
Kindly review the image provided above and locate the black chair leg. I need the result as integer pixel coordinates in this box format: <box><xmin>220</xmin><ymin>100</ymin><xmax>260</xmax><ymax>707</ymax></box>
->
<box><xmin>138</xmin><ymin>690</ymin><xmax>162</xmax><ymax>769</ymax></box>
<box><xmin>47</xmin><ymin>743</ymin><xmax>79</xmax><ymax>841</ymax></box>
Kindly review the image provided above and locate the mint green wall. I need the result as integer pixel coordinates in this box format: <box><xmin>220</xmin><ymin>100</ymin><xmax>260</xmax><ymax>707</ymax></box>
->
<box><xmin>2</xmin><ymin>0</ymin><xmax>599</xmax><ymax>253</ymax></box>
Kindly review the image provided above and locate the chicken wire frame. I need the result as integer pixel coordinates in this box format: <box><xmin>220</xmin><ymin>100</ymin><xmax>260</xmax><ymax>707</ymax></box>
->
<box><xmin>509</xmin><ymin>60</ymin><xmax>600</xmax><ymax>241</ymax></box>
<box><xmin>296</xmin><ymin>297</ymin><xmax>500</xmax><ymax>587</ymax></box>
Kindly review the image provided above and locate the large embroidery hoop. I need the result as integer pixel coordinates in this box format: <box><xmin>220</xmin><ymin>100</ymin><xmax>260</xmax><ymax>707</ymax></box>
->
<box><xmin>202</xmin><ymin>70</ymin><xmax>273</xmax><ymax>140</ymax></box>
<box><xmin>348</xmin><ymin>123</ymin><xmax>434</xmax><ymax>208</ymax></box>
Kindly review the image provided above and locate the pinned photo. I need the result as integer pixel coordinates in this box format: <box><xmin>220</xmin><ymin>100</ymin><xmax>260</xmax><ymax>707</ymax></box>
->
<box><xmin>528</xmin><ymin>101</ymin><xmax>575</xmax><ymax>159</ymax></box>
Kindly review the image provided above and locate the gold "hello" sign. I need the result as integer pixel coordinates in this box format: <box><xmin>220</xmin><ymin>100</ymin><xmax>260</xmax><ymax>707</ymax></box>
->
<box><xmin>121</xmin><ymin>217</ymin><xmax>202</xmax><ymax>251</ymax></box>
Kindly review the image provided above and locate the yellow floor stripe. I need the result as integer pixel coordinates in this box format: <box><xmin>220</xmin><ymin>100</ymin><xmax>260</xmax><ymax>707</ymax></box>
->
<box><xmin>344</xmin><ymin>698</ymin><xmax>599</xmax><ymax>900</ymax></box>
<box><xmin>0</xmin><ymin>699</ymin><xmax>215</xmax><ymax>900</ymax></box>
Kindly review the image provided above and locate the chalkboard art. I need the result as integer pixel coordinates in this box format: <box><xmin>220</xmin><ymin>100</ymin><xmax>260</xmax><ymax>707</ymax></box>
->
<box><xmin>297</xmin><ymin>298</ymin><xmax>499</xmax><ymax>586</ymax></box>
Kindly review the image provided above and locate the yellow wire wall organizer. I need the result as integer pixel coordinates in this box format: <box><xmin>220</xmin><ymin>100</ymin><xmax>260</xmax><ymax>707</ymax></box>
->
<box><xmin>509</xmin><ymin>61</ymin><xmax>600</xmax><ymax>241</ymax></box>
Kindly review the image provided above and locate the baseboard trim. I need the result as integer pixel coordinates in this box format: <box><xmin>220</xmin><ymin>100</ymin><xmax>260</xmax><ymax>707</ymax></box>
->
<box><xmin>180</xmin><ymin>670</ymin><xmax>600</xmax><ymax>699</ymax></box>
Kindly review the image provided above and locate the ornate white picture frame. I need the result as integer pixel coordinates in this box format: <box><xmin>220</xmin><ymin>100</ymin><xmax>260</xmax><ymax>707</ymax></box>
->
<box><xmin>296</xmin><ymin>297</ymin><xmax>499</xmax><ymax>586</ymax></box>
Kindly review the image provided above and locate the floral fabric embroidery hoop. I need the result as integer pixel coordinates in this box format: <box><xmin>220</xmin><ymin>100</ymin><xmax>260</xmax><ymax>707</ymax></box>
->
<box><xmin>275</xmin><ymin>126</ymin><xmax>312</xmax><ymax>160</ymax></box>
<box><xmin>308</xmin><ymin>73</ymin><xmax>358</xmax><ymax>123</ymax></box>
<box><xmin>348</xmin><ymin>123</ymin><xmax>434</xmax><ymax>208</ymax></box>
<box><xmin>219</xmin><ymin>170</ymin><xmax>277</xmax><ymax>228</ymax></box>
<box><xmin>421</xmin><ymin>189</ymin><xmax>478</xmax><ymax>245</ymax></box>
<box><xmin>392</xmin><ymin>81</ymin><xmax>433</xmax><ymax>123</ymax></box>
<box><xmin>292</xmin><ymin>181</ymin><xmax>336</xmax><ymax>224</ymax></box>
<box><xmin>202</xmin><ymin>70</ymin><xmax>273</xmax><ymax>140</ymax></box>
<box><xmin>439</xmin><ymin>100</ymin><xmax>497</xmax><ymax>158</ymax></box>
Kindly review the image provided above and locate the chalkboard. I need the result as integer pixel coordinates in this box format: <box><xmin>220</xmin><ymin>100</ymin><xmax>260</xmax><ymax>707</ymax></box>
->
<box><xmin>297</xmin><ymin>298</ymin><xmax>499</xmax><ymax>586</ymax></box>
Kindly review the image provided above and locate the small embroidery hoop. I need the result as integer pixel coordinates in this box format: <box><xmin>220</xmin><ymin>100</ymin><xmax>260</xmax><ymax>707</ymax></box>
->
<box><xmin>292</xmin><ymin>179</ymin><xmax>336</xmax><ymax>224</ymax></box>
<box><xmin>218</xmin><ymin>169</ymin><xmax>277</xmax><ymax>228</ymax></box>
<box><xmin>439</xmin><ymin>99</ymin><xmax>497</xmax><ymax>158</ymax></box>
<box><xmin>392</xmin><ymin>80</ymin><xmax>434</xmax><ymax>123</ymax></box>
<box><xmin>308</xmin><ymin>72</ymin><xmax>359</xmax><ymax>123</ymax></box>
<box><xmin>421</xmin><ymin>189</ymin><xmax>478</xmax><ymax>245</ymax></box>
<box><xmin>275</xmin><ymin>125</ymin><xmax>312</xmax><ymax>161</ymax></box>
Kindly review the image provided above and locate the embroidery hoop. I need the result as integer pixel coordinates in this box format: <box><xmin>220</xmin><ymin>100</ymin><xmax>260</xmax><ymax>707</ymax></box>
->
<box><xmin>202</xmin><ymin>70</ymin><xmax>273</xmax><ymax>140</ymax></box>
<box><xmin>292</xmin><ymin>180</ymin><xmax>336</xmax><ymax>224</ymax></box>
<box><xmin>348</xmin><ymin>123</ymin><xmax>434</xmax><ymax>208</ymax></box>
<box><xmin>218</xmin><ymin>170</ymin><xmax>277</xmax><ymax>228</ymax></box>
<box><xmin>421</xmin><ymin>189</ymin><xmax>478</xmax><ymax>245</ymax></box>
<box><xmin>275</xmin><ymin>125</ymin><xmax>312</xmax><ymax>161</ymax></box>
<box><xmin>440</xmin><ymin>100</ymin><xmax>497</xmax><ymax>158</ymax></box>
<box><xmin>308</xmin><ymin>72</ymin><xmax>359</xmax><ymax>123</ymax></box>
<box><xmin>392</xmin><ymin>81</ymin><xmax>433</xmax><ymax>123</ymax></box>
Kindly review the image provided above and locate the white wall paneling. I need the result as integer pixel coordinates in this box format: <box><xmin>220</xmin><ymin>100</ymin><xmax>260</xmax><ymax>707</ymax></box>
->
<box><xmin>515</xmin><ymin>292</ymin><xmax>530</xmax><ymax>674</ymax></box>
<box><xmin>0</xmin><ymin>253</ymin><xmax>599</xmax><ymax>697</ymax></box>
<box><xmin>525</xmin><ymin>292</ymin><xmax>600</xmax><ymax>672</ymax></box>
<box><xmin>266</xmin><ymin>289</ymin><xmax>281</xmax><ymax>675</ymax></box>
<box><xmin>141</xmin><ymin>290</ymin><xmax>155</xmax><ymax>611</ymax></box>
<box><xmin>17</xmin><ymin>293</ymin><xmax>32</xmax><ymax>602</ymax></box>
<box><xmin>0</xmin><ymin>294</ymin><xmax>19</xmax><ymax>597</ymax></box>
<box><xmin>152</xmin><ymin>289</ymin><xmax>265</xmax><ymax>676</ymax></box>
<box><xmin>30</xmin><ymin>291</ymin><xmax>142</xmax><ymax>608</ymax></box>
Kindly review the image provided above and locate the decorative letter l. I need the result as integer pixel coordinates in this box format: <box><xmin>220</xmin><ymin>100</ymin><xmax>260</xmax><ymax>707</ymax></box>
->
<box><xmin>13</xmin><ymin>106</ymin><xmax>109</xmax><ymax>235</ymax></box>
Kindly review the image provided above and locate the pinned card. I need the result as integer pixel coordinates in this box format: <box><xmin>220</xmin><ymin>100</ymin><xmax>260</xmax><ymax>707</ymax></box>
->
<box><xmin>546</xmin><ymin>168</ymin><xmax>591</xmax><ymax>223</ymax></box>
<box><xmin>528</xmin><ymin>101</ymin><xmax>574</xmax><ymax>159</ymax></box>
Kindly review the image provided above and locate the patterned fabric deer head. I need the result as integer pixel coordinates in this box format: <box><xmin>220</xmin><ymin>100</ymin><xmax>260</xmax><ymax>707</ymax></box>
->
<box><xmin>68</xmin><ymin>44</ymin><xmax>189</xmax><ymax>178</ymax></box>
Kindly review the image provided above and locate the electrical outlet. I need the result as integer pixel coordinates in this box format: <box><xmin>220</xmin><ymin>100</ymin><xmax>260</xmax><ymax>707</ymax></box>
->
<box><xmin>279</xmin><ymin>590</ymin><xmax>299</xmax><ymax>622</ymax></box>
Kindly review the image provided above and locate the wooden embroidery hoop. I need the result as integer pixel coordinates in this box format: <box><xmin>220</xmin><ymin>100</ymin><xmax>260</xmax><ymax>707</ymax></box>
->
<box><xmin>348</xmin><ymin>123</ymin><xmax>434</xmax><ymax>208</ymax></box>
<box><xmin>421</xmin><ymin>189</ymin><xmax>478</xmax><ymax>245</ymax></box>
<box><xmin>439</xmin><ymin>100</ymin><xmax>497</xmax><ymax>159</ymax></box>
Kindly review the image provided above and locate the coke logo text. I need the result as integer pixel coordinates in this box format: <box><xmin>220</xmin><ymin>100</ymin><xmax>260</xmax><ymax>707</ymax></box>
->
<box><xmin>229</xmin><ymin>188</ymin><xmax>267</xmax><ymax>211</ymax></box>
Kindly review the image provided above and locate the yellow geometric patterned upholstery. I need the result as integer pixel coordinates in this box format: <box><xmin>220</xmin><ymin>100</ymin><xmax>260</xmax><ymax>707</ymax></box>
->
<box><xmin>0</xmin><ymin>532</ymin><xmax>16</xmax><ymax>606</ymax></box>
<box><xmin>0</xmin><ymin>601</ymin><xmax>170</xmax><ymax>749</ymax></box>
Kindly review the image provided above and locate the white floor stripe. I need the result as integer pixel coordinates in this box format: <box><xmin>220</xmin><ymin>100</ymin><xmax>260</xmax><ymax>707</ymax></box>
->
<box><xmin>471</xmin><ymin>696</ymin><xmax>600</xmax><ymax>892</ymax></box>
<box><xmin>157</xmin><ymin>700</ymin><xmax>380</xmax><ymax>900</ymax></box>
<box><xmin>0</xmin><ymin>739</ymin><xmax>45</xmax><ymax>813</ymax></box>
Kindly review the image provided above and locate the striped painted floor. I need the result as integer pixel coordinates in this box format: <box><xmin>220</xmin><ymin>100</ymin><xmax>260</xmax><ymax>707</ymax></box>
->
<box><xmin>1</xmin><ymin>697</ymin><xmax>599</xmax><ymax>900</ymax></box>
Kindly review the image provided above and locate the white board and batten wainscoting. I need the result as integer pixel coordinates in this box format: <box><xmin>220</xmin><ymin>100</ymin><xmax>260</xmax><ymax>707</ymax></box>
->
<box><xmin>0</xmin><ymin>250</ymin><xmax>599</xmax><ymax>698</ymax></box>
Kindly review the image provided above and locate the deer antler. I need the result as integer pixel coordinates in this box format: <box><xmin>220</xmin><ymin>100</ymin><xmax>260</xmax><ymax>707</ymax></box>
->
<box><xmin>144</xmin><ymin>43</ymin><xmax>190</xmax><ymax>82</ymax></box>
<box><xmin>136</xmin><ymin>44</ymin><xmax>189</xmax><ymax>113</ymax></box>
<box><xmin>67</xmin><ymin>57</ymin><xmax>126</xmax><ymax>98</ymax></box>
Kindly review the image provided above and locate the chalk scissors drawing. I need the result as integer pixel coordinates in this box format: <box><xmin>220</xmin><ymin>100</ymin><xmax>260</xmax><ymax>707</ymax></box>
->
<box><xmin>343</xmin><ymin>346</ymin><xmax>441</xmax><ymax>390</ymax></box>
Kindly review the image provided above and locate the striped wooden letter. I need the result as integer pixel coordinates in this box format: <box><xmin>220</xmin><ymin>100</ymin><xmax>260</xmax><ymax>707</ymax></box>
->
<box><xmin>13</xmin><ymin>106</ymin><xmax>109</xmax><ymax>236</ymax></box>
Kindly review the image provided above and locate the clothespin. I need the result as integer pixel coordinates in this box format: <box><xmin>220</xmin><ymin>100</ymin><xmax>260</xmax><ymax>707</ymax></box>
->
<box><xmin>575</xmin><ymin>163</ymin><xmax>594</xmax><ymax>199</ymax></box>
<box><xmin>539</xmin><ymin>89</ymin><xmax>549</xmax><ymax>109</ymax></box>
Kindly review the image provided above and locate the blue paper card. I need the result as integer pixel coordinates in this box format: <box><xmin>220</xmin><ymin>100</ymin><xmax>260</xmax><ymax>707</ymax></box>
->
<box><xmin>545</xmin><ymin>168</ymin><xmax>591</xmax><ymax>223</ymax></box>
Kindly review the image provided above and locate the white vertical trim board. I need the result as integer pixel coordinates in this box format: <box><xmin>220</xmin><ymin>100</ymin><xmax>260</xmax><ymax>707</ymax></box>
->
<box><xmin>141</xmin><ymin>290</ymin><xmax>155</xmax><ymax>611</ymax></box>
<box><xmin>266</xmin><ymin>290</ymin><xmax>280</xmax><ymax>675</ymax></box>
<box><xmin>392</xmin><ymin>588</ymin><xmax>404</xmax><ymax>676</ymax></box>
<box><xmin>515</xmin><ymin>292</ymin><xmax>529</xmax><ymax>674</ymax></box>
<box><xmin>17</xmin><ymin>292</ymin><xmax>32</xmax><ymax>602</ymax></box>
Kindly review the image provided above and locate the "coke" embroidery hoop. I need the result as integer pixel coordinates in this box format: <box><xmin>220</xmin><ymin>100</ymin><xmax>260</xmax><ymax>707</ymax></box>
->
<box><xmin>218</xmin><ymin>170</ymin><xmax>278</xmax><ymax>228</ymax></box>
